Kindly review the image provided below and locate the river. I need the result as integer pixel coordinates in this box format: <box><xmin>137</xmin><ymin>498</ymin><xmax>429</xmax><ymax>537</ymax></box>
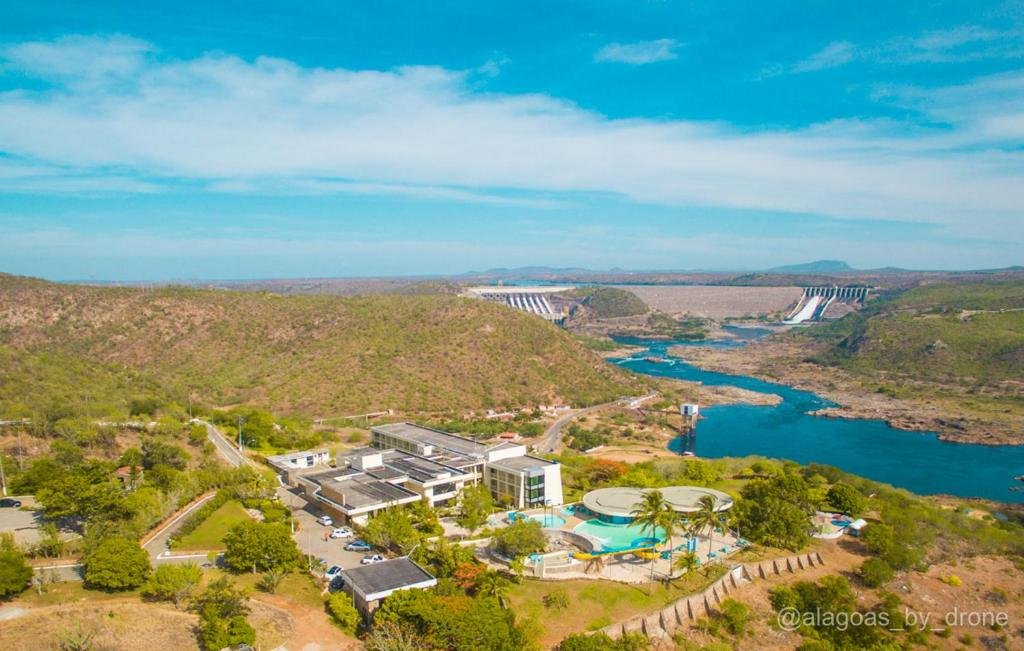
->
<box><xmin>612</xmin><ymin>330</ymin><xmax>1024</xmax><ymax>503</ymax></box>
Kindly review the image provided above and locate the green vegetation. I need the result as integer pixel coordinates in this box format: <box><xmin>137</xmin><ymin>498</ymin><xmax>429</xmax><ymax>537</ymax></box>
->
<box><xmin>373</xmin><ymin>587</ymin><xmax>530</xmax><ymax>651</ymax></box>
<box><xmin>770</xmin><ymin>576</ymin><xmax>896</xmax><ymax>649</ymax></box>
<box><xmin>560</xmin><ymin>287</ymin><xmax>649</xmax><ymax>318</ymax></box>
<box><xmin>141</xmin><ymin>562</ymin><xmax>202</xmax><ymax>607</ymax></box>
<box><xmin>637</xmin><ymin>312</ymin><xmax>710</xmax><ymax>340</ymax></box>
<box><xmin>362</xmin><ymin>507</ymin><xmax>422</xmax><ymax>553</ymax></box>
<box><xmin>192</xmin><ymin>577</ymin><xmax>255</xmax><ymax>651</ymax></box>
<box><xmin>222</xmin><ymin>521</ymin><xmax>301</xmax><ymax>574</ymax></box>
<box><xmin>0</xmin><ymin>533</ymin><xmax>32</xmax><ymax>600</ymax></box>
<box><xmin>825</xmin><ymin>483</ymin><xmax>865</xmax><ymax>517</ymax></box>
<box><xmin>557</xmin><ymin>631</ymin><xmax>648</xmax><ymax>650</ymax></box>
<box><xmin>565</xmin><ymin>423</ymin><xmax>613</xmax><ymax>451</ymax></box>
<box><xmin>326</xmin><ymin>591</ymin><xmax>361</xmax><ymax>634</ymax></box>
<box><xmin>794</xmin><ymin>281</ymin><xmax>1024</xmax><ymax>437</ymax></box>
<box><xmin>456</xmin><ymin>484</ymin><xmax>494</xmax><ymax>534</ymax></box>
<box><xmin>174</xmin><ymin>499</ymin><xmax>252</xmax><ymax>551</ymax></box>
<box><xmin>82</xmin><ymin>537</ymin><xmax>152</xmax><ymax>591</ymax></box>
<box><xmin>858</xmin><ymin>557</ymin><xmax>894</xmax><ymax>588</ymax></box>
<box><xmin>0</xmin><ymin>275</ymin><xmax>642</xmax><ymax>417</ymax></box>
<box><xmin>491</xmin><ymin>519</ymin><xmax>547</xmax><ymax>558</ymax></box>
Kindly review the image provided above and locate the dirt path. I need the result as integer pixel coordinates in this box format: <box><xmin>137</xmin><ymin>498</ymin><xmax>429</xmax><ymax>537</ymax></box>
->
<box><xmin>252</xmin><ymin>593</ymin><xmax>361</xmax><ymax>651</ymax></box>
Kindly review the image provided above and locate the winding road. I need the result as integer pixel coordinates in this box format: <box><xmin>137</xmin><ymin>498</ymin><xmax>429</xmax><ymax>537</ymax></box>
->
<box><xmin>537</xmin><ymin>393</ymin><xmax>658</xmax><ymax>453</ymax></box>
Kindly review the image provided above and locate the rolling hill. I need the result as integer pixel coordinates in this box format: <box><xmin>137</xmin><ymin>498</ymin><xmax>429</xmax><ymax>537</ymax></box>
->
<box><xmin>0</xmin><ymin>275</ymin><xmax>644</xmax><ymax>418</ymax></box>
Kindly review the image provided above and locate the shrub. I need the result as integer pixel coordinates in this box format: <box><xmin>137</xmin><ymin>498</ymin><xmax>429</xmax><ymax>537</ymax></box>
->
<box><xmin>858</xmin><ymin>558</ymin><xmax>894</xmax><ymax>588</ymax></box>
<box><xmin>544</xmin><ymin>588</ymin><xmax>570</xmax><ymax>611</ymax></box>
<box><xmin>939</xmin><ymin>574</ymin><xmax>962</xmax><ymax>587</ymax></box>
<box><xmin>326</xmin><ymin>591</ymin><xmax>361</xmax><ymax>634</ymax></box>
<box><xmin>719</xmin><ymin>598</ymin><xmax>750</xmax><ymax>636</ymax></box>
<box><xmin>141</xmin><ymin>563</ymin><xmax>202</xmax><ymax>606</ymax></box>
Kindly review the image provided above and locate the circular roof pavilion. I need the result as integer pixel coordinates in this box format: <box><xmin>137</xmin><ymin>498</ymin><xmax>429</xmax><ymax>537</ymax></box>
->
<box><xmin>582</xmin><ymin>486</ymin><xmax>733</xmax><ymax>519</ymax></box>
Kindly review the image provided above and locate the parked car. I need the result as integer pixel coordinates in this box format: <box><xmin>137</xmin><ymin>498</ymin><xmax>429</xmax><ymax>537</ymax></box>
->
<box><xmin>344</xmin><ymin>540</ymin><xmax>372</xmax><ymax>552</ymax></box>
<box><xmin>316</xmin><ymin>515</ymin><xmax>333</xmax><ymax>527</ymax></box>
<box><xmin>360</xmin><ymin>554</ymin><xmax>385</xmax><ymax>565</ymax></box>
<box><xmin>0</xmin><ymin>498</ymin><xmax>21</xmax><ymax>508</ymax></box>
<box><xmin>324</xmin><ymin>565</ymin><xmax>343</xmax><ymax>579</ymax></box>
<box><xmin>328</xmin><ymin>575</ymin><xmax>346</xmax><ymax>592</ymax></box>
<box><xmin>329</xmin><ymin>527</ymin><xmax>354</xmax><ymax>539</ymax></box>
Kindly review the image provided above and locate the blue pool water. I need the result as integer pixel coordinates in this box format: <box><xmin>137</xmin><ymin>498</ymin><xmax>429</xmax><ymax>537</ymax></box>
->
<box><xmin>574</xmin><ymin>519</ymin><xmax>665</xmax><ymax>551</ymax></box>
<box><xmin>613</xmin><ymin>334</ymin><xmax>1024</xmax><ymax>503</ymax></box>
<box><xmin>529</xmin><ymin>514</ymin><xmax>567</xmax><ymax>528</ymax></box>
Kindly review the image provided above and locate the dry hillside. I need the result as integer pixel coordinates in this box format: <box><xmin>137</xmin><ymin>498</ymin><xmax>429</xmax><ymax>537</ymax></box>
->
<box><xmin>0</xmin><ymin>274</ymin><xmax>644</xmax><ymax>417</ymax></box>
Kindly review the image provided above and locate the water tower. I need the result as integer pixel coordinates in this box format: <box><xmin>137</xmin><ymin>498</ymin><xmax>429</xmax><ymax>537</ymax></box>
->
<box><xmin>680</xmin><ymin>403</ymin><xmax>699</xmax><ymax>431</ymax></box>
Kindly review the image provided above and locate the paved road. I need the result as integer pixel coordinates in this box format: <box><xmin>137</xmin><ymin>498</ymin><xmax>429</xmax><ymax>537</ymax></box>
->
<box><xmin>537</xmin><ymin>393</ymin><xmax>660</xmax><ymax>453</ymax></box>
<box><xmin>538</xmin><ymin>402</ymin><xmax>615</xmax><ymax>453</ymax></box>
<box><xmin>196</xmin><ymin>419</ymin><xmax>251</xmax><ymax>468</ymax></box>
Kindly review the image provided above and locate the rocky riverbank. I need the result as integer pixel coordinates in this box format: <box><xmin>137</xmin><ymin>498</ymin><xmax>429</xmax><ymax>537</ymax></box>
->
<box><xmin>669</xmin><ymin>341</ymin><xmax>1024</xmax><ymax>446</ymax></box>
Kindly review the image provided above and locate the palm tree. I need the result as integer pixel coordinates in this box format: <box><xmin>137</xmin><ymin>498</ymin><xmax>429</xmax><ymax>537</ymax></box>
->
<box><xmin>672</xmin><ymin>551</ymin><xmax>700</xmax><ymax>580</ymax></box>
<box><xmin>631</xmin><ymin>490</ymin><xmax>675</xmax><ymax>593</ymax></box>
<box><xmin>690</xmin><ymin>495</ymin><xmax>720</xmax><ymax>570</ymax></box>
<box><xmin>476</xmin><ymin>570</ymin><xmax>511</xmax><ymax>608</ymax></box>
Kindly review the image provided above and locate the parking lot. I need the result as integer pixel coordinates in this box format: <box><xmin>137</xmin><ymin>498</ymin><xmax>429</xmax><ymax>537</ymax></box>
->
<box><xmin>276</xmin><ymin>485</ymin><xmax>371</xmax><ymax>573</ymax></box>
<box><xmin>0</xmin><ymin>496</ymin><xmax>50</xmax><ymax>547</ymax></box>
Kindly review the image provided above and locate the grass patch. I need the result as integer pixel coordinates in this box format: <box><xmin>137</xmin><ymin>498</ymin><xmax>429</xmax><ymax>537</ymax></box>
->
<box><xmin>175</xmin><ymin>499</ymin><xmax>252</xmax><ymax>551</ymax></box>
<box><xmin>507</xmin><ymin>567</ymin><xmax>726</xmax><ymax>647</ymax></box>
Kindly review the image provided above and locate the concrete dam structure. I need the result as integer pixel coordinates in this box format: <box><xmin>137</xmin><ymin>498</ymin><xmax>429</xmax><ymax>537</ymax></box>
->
<box><xmin>462</xmin><ymin>286</ymin><xmax>574</xmax><ymax>322</ymax></box>
<box><xmin>784</xmin><ymin>286</ymin><xmax>869</xmax><ymax>324</ymax></box>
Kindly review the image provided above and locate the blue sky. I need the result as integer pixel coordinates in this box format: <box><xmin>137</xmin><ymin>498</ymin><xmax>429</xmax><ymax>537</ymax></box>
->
<box><xmin>1</xmin><ymin>1</ymin><xmax>1023</xmax><ymax>280</ymax></box>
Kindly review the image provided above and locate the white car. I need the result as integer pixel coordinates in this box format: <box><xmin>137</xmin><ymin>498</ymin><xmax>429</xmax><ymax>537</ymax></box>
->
<box><xmin>360</xmin><ymin>554</ymin><xmax>385</xmax><ymax>565</ymax></box>
<box><xmin>329</xmin><ymin>527</ymin><xmax>354</xmax><ymax>539</ymax></box>
<box><xmin>316</xmin><ymin>515</ymin><xmax>333</xmax><ymax>527</ymax></box>
<box><xmin>324</xmin><ymin>565</ymin><xmax>343</xmax><ymax>579</ymax></box>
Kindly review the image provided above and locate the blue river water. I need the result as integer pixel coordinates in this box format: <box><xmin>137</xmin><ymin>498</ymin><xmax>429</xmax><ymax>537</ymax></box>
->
<box><xmin>612</xmin><ymin>330</ymin><xmax>1024</xmax><ymax>503</ymax></box>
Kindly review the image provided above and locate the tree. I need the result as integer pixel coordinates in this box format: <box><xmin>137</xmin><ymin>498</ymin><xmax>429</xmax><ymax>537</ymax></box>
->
<box><xmin>734</xmin><ymin>473</ymin><xmax>814</xmax><ymax>551</ymax></box>
<box><xmin>491</xmin><ymin>519</ymin><xmax>546</xmax><ymax>559</ymax></box>
<box><xmin>474</xmin><ymin>570</ymin><xmax>511</xmax><ymax>607</ymax></box>
<box><xmin>826</xmin><ymin>483</ymin><xmax>865</xmax><ymax>518</ymax></box>
<box><xmin>630</xmin><ymin>489</ymin><xmax>676</xmax><ymax>592</ymax></box>
<box><xmin>191</xmin><ymin>577</ymin><xmax>254</xmax><ymax>651</ymax></box>
<box><xmin>326</xmin><ymin>591</ymin><xmax>361</xmax><ymax>634</ymax></box>
<box><xmin>374</xmin><ymin>588</ymin><xmax>529</xmax><ymax>651</ymax></box>
<box><xmin>223</xmin><ymin>521</ymin><xmax>300</xmax><ymax>574</ymax></box>
<box><xmin>718</xmin><ymin>598</ymin><xmax>750</xmax><ymax>636</ymax></box>
<box><xmin>672</xmin><ymin>551</ymin><xmax>699</xmax><ymax>579</ymax></box>
<box><xmin>0</xmin><ymin>534</ymin><xmax>32</xmax><ymax>599</ymax></box>
<box><xmin>83</xmin><ymin>537</ymin><xmax>151</xmax><ymax>591</ymax></box>
<box><xmin>362</xmin><ymin>508</ymin><xmax>421</xmax><ymax>553</ymax></box>
<box><xmin>689</xmin><ymin>494</ymin><xmax>721</xmax><ymax>567</ymax></box>
<box><xmin>141</xmin><ymin>439</ymin><xmax>189</xmax><ymax>470</ymax></box>
<box><xmin>142</xmin><ymin>562</ymin><xmax>202</xmax><ymax>607</ymax></box>
<box><xmin>456</xmin><ymin>485</ymin><xmax>493</xmax><ymax>534</ymax></box>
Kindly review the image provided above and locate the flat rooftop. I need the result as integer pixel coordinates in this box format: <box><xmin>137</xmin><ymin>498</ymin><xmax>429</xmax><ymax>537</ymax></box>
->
<box><xmin>489</xmin><ymin>454</ymin><xmax>557</xmax><ymax>474</ymax></box>
<box><xmin>582</xmin><ymin>486</ymin><xmax>733</xmax><ymax>518</ymax></box>
<box><xmin>317</xmin><ymin>475</ymin><xmax>419</xmax><ymax>510</ymax></box>
<box><xmin>372</xmin><ymin>422</ymin><xmax>490</xmax><ymax>458</ymax></box>
<box><xmin>339</xmin><ymin>557</ymin><xmax>436</xmax><ymax>599</ymax></box>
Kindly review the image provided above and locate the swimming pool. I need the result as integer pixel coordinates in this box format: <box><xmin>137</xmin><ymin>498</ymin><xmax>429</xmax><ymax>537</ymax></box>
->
<box><xmin>573</xmin><ymin>519</ymin><xmax>665</xmax><ymax>552</ymax></box>
<box><xmin>529</xmin><ymin>514</ymin><xmax>567</xmax><ymax>528</ymax></box>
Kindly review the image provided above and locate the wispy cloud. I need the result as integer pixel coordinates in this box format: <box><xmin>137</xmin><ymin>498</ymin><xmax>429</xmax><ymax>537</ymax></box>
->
<box><xmin>785</xmin><ymin>25</ymin><xmax>1023</xmax><ymax>74</ymax></box>
<box><xmin>594</xmin><ymin>38</ymin><xmax>680</xmax><ymax>64</ymax></box>
<box><xmin>0</xmin><ymin>35</ymin><xmax>1023</xmax><ymax>241</ymax></box>
<box><xmin>792</xmin><ymin>41</ymin><xmax>856</xmax><ymax>73</ymax></box>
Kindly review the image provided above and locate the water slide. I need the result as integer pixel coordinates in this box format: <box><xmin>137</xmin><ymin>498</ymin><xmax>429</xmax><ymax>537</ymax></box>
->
<box><xmin>784</xmin><ymin>295</ymin><xmax>822</xmax><ymax>324</ymax></box>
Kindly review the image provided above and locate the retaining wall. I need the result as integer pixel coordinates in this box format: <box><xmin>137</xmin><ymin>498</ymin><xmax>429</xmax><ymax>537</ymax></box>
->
<box><xmin>600</xmin><ymin>551</ymin><xmax>824</xmax><ymax>640</ymax></box>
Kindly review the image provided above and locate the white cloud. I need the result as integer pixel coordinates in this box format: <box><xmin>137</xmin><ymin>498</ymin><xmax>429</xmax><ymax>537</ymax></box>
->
<box><xmin>787</xmin><ymin>25</ymin><xmax>1023</xmax><ymax>73</ymax></box>
<box><xmin>0</xmin><ymin>35</ymin><xmax>1022</xmax><ymax>241</ymax></box>
<box><xmin>792</xmin><ymin>41</ymin><xmax>856</xmax><ymax>73</ymax></box>
<box><xmin>594</xmin><ymin>38</ymin><xmax>680</xmax><ymax>64</ymax></box>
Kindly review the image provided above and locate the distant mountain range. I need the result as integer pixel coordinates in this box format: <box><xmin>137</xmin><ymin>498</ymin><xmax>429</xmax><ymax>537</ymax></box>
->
<box><xmin>766</xmin><ymin>260</ymin><xmax>854</xmax><ymax>274</ymax></box>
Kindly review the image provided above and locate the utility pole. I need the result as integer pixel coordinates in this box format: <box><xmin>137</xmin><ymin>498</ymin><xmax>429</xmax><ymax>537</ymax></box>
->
<box><xmin>0</xmin><ymin>451</ymin><xmax>7</xmax><ymax>497</ymax></box>
<box><xmin>237</xmin><ymin>416</ymin><xmax>245</xmax><ymax>454</ymax></box>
